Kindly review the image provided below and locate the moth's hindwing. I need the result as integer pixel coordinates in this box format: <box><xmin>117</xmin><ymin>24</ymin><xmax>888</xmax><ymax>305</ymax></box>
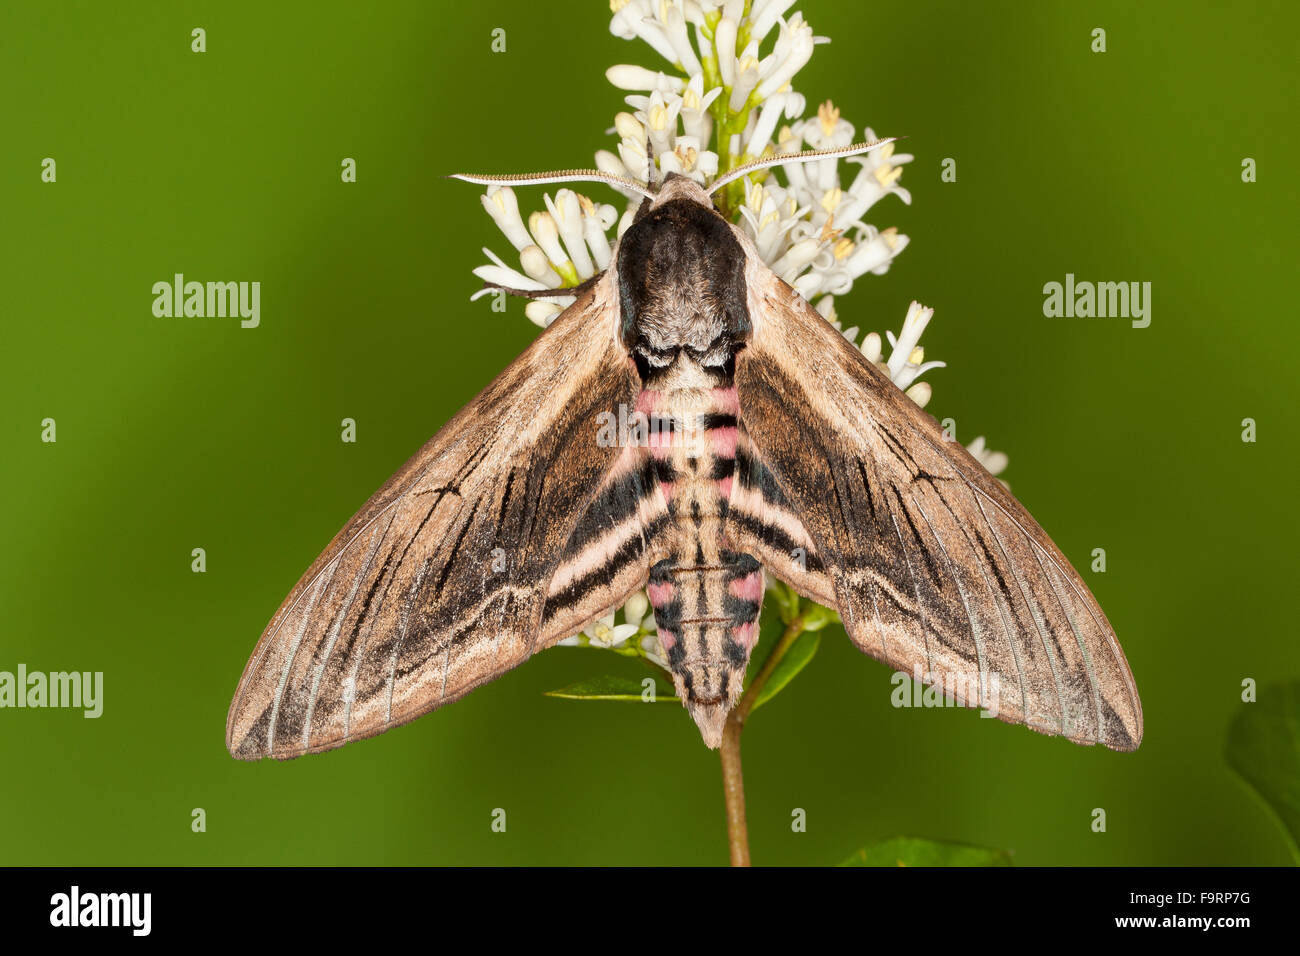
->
<box><xmin>226</xmin><ymin>277</ymin><xmax>650</xmax><ymax>760</ymax></box>
<box><xmin>731</xmin><ymin>251</ymin><xmax>1143</xmax><ymax>751</ymax></box>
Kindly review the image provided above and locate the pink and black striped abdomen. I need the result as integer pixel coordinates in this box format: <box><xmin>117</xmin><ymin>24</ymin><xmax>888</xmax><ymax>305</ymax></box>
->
<box><xmin>639</xmin><ymin>384</ymin><xmax>766</xmax><ymax>746</ymax></box>
<box><xmin>647</xmin><ymin>552</ymin><xmax>764</xmax><ymax>743</ymax></box>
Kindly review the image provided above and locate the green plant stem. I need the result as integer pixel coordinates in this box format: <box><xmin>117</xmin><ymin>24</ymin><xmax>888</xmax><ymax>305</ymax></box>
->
<box><xmin>719</xmin><ymin>616</ymin><xmax>806</xmax><ymax>867</ymax></box>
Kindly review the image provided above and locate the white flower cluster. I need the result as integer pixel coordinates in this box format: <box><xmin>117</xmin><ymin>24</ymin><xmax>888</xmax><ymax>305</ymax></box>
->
<box><xmin>836</xmin><ymin>299</ymin><xmax>946</xmax><ymax>408</ymax></box>
<box><xmin>464</xmin><ymin>1</ymin><xmax>1009</xmax><ymax>660</ymax></box>
<box><xmin>738</xmin><ymin>101</ymin><xmax>912</xmax><ymax>313</ymax></box>
<box><xmin>471</xmin><ymin>0</ymin><xmax>913</xmax><ymax>329</ymax></box>
<box><xmin>601</xmin><ymin>0</ymin><xmax>823</xmax><ymax>189</ymax></box>
<box><xmin>555</xmin><ymin>590</ymin><xmax>670</xmax><ymax>670</ymax></box>
<box><xmin>471</xmin><ymin>186</ymin><xmax>620</xmax><ymax>327</ymax></box>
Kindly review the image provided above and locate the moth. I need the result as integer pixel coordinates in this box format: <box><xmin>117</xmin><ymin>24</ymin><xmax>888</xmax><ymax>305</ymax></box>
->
<box><xmin>227</xmin><ymin>141</ymin><xmax>1142</xmax><ymax>760</ymax></box>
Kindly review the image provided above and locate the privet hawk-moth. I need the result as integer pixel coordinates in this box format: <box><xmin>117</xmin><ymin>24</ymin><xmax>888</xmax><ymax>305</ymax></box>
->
<box><xmin>227</xmin><ymin>142</ymin><xmax>1142</xmax><ymax>760</ymax></box>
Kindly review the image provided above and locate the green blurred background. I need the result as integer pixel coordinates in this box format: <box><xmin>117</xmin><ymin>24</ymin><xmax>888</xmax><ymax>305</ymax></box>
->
<box><xmin>2</xmin><ymin>0</ymin><xmax>1297</xmax><ymax>865</ymax></box>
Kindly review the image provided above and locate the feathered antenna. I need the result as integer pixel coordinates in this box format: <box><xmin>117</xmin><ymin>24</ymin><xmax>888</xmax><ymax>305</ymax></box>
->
<box><xmin>449</xmin><ymin>169</ymin><xmax>657</xmax><ymax>201</ymax></box>
<box><xmin>706</xmin><ymin>138</ymin><xmax>900</xmax><ymax>196</ymax></box>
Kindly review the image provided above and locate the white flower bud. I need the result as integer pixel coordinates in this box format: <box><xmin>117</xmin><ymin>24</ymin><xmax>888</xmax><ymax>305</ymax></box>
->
<box><xmin>606</xmin><ymin>64</ymin><xmax>684</xmax><ymax>92</ymax></box>
<box><xmin>860</xmin><ymin>331</ymin><xmax>882</xmax><ymax>363</ymax></box>
<box><xmin>750</xmin><ymin>0</ymin><xmax>798</xmax><ymax>42</ymax></box>
<box><xmin>472</xmin><ymin>248</ymin><xmax>546</xmax><ymax>294</ymax></box>
<box><xmin>623</xmin><ymin>591</ymin><xmax>650</xmax><ymax>623</ymax></box>
<box><xmin>771</xmin><ymin>236</ymin><xmax>821</xmax><ymax>282</ymax></box>
<box><xmin>480</xmin><ymin>186</ymin><xmax>532</xmax><ymax>252</ymax></box>
<box><xmin>578</xmin><ymin>194</ymin><xmax>615</xmax><ymax>270</ymax></box>
<box><xmin>792</xmin><ymin>272</ymin><xmax>823</xmax><ymax>300</ymax></box>
<box><xmin>527</xmin><ymin>210</ymin><xmax>571</xmax><ymax>271</ymax></box>
<box><xmin>744</xmin><ymin>93</ymin><xmax>789</xmax><ymax>158</ymax></box>
<box><xmin>519</xmin><ymin>244</ymin><xmax>560</xmax><ymax>285</ymax></box>
<box><xmin>664</xmin><ymin>4</ymin><xmax>702</xmax><ymax>75</ymax></box>
<box><xmin>617</xmin><ymin>204</ymin><xmax>638</xmax><ymax>239</ymax></box>
<box><xmin>715</xmin><ymin>16</ymin><xmax>738</xmax><ymax>86</ymax></box>
<box><xmin>524</xmin><ymin>299</ymin><xmax>565</xmax><ymax>328</ymax></box>
<box><xmin>614</xmin><ymin>111</ymin><xmax>646</xmax><ymax>143</ymax></box>
<box><xmin>547</xmin><ymin>190</ymin><xmax>594</xmax><ymax>279</ymax></box>
<box><xmin>905</xmin><ymin>381</ymin><xmax>932</xmax><ymax>408</ymax></box>
<box><xmin>729</xmin><ymin>60</ymin><xmax>760</xmax><ymax>112</ymax></box>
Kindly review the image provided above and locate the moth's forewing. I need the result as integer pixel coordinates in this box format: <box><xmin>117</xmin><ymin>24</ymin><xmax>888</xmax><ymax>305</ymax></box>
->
<box><xmin>226</xmin><ymin>278</ymin><xmax>650</xmax><ymax>760</ymax></box>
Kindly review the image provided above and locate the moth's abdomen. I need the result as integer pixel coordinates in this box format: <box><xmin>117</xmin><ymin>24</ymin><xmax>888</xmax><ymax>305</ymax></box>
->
<box><xmin>648</xmin><ymin>553</ymin><xmax>763</xmax><ymax>748</ymax></box>
<box><xmin>637</xmin><ymin>385</ymin><xmax>739</xmax><ymax>518</ymax></box>
<box><xmin>637</xmin><ymin>382</ymin><xmax>762</xmax><ymax>747</ymax></box>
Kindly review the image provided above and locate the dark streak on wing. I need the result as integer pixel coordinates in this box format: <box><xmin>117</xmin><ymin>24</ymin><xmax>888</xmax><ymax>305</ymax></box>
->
<box><xmin>226</xmin><ymin>276</ymin><xmax>641</xmax><ymax>760</ymax></box>
<box><xmin>722</xmin><ymin>429</ymin><xmax>836</xmax><ymax>608</ymax></box>
<box><xmin>732</xmin><ymin>257</ymin><xmax>1142</xmax><ymax>752</ymax></box>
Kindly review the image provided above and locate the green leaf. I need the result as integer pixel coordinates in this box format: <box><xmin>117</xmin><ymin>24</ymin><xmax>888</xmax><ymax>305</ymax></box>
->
<box><xmin>1225</xmin><ymin>679</ymin><xmax>1300</xmax><ymax>862</ymax></box>
<box><xmin>750</xmin><ymin>630</ymin><xmax>821</xmax><ymax>712</ymax></box>
<box><xmin>543</xmin><ymin>675</ymin><xmax>677</xmax><ymax>703</ymax></box>
<box><xmin>768</xmin><ymin>580</ymin><xmax>800</xmax><ymax>624</ymax></box>
<box><xmin>840</xmin><ymin>837</ymin><xmax>1013</xmax><ymax>867</ymax></box>
<box><xmin>799</xmin><ymin>601</ymin><xmax>840</xmax><ymax>632</ymax></box>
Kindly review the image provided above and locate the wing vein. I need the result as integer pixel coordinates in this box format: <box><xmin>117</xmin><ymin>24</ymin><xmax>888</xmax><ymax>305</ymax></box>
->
<box><xmin>235</xmin><ymin>457</ymin><xmax>439</xmax><ymax>739</ymax></box>
<box><xmin>302</xmin><ymin>511</ymin><xmax>395</xmax><ymax>748</ymax></box>
<box><xmin>975</xmin><ymin>495</ymin><xmax>1069</xmax><ymax>734</ymax></box>
<box><xmin>1030</xmin><ymin>540</ymin><xmax>1104</xmax><ymax>741</ymax></box>
<box><xmin>296</xmin><ymin>520</ymin><xmax>388</xmax><ymax>750</ymax></box>
<box><xmin>267</xmin><ymin>556</ymin><xmax>339</xmax><ymax>755</ymax></box>
<box><xmin>911</xmin><ymin>489</ymin><xmax>988</xmax><ymax>691</ymax></box>
<box><xmin>887</xmin><ymin>508</ymin><xmax>933</xmax><ymax>674</ymax></box>
<box><xmin>955</xmin><ymin>518</ymin><xmax>1028</xmax><ymax>720</ymax></box>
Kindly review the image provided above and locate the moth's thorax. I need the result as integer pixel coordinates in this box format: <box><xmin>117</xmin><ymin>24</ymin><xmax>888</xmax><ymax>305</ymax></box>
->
<box><xmin>637</xmin><ymin>371</ymin><xmax>761</xmax><ymax>747</ymax></box>
<box><xmin>616</xmin><ymin>192</ymin><xmax>752</xmax><ymax>380</ymax></box>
